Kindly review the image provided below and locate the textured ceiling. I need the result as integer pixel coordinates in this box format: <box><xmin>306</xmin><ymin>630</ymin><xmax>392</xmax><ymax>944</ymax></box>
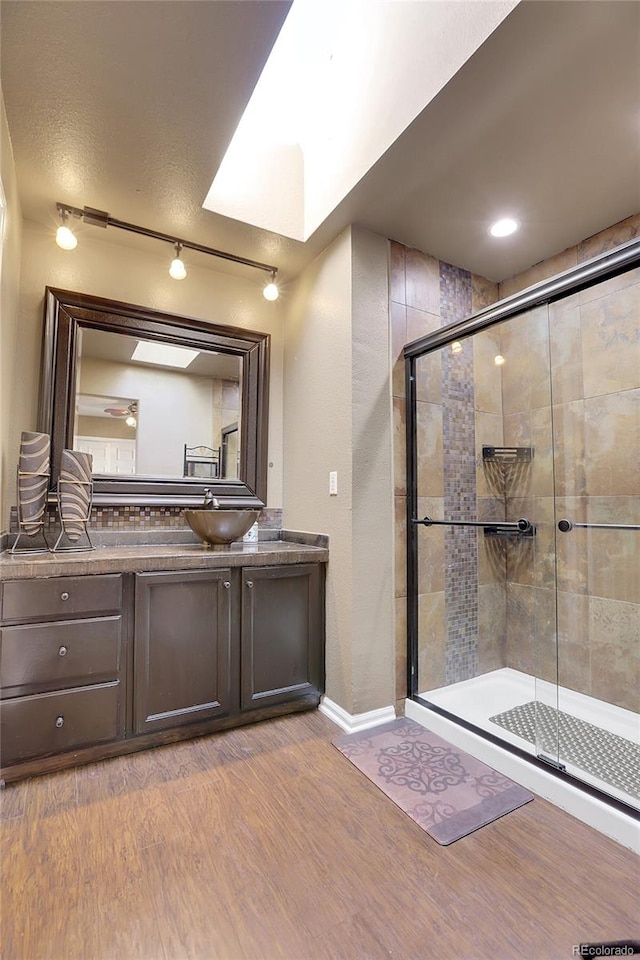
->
<box><xmin>2</xmin><ymin>0</ymin><xmax>639</xmax><ymax>284</ymax></box>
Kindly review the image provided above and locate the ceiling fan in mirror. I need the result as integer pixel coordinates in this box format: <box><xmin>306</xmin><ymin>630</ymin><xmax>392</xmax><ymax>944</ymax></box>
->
<box><xmin>103</xmin><ymin>402</ymin><xmax>138</xmax><ymax>427</ymax></box>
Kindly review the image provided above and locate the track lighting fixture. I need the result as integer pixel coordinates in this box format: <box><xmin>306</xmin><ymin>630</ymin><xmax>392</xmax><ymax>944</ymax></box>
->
<box><xmin>56</xmin><ymin>207</ymin><xmax>78</xmax><ymax>250</ymax></box>
<box><xmin>54</xmin><ymin>202</ymin><xmax>279</xmax><ymax>298</ymax></box>
<box><xmin>263</xmin><ymin>270</ymin><xmax>279</xmax><ymax>301</ymax></box>
<box><xmin>169</xmin><ymin>243</ymin><xmax>187</xmax><ymax>280</ymax></box>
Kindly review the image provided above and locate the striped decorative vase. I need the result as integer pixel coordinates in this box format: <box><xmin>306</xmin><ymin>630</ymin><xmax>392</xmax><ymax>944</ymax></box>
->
<box><xmin>17</xmin><ymin>431</ymin><xmax>51</xmax><ymax>535</ymax></box>
<box><xmin>58</xmin><ymin>449</ymin><xmax>93</xmax><ymax>542</ymax></box>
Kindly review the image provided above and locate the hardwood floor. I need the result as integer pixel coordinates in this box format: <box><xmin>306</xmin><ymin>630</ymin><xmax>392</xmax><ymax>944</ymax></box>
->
<box><xmin>1</xmin><ymin>710</ymin><xmax>638</xmax><ymax>960</ymax></box>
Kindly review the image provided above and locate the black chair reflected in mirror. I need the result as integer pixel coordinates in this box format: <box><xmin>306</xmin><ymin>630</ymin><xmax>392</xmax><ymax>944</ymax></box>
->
<box><xmin>183</xmin><ymin>444</ymin><xmax>220</xmax><ymax>479</ymax></box>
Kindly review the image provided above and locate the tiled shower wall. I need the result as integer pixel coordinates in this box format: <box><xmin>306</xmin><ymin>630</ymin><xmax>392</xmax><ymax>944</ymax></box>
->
<box><xmin>392</xmin><ymin>212</ymin><xmax>640</xmax><ymax>714</ymax></box>
<box><xmin>542</xmin><ymin>272</ymin><xmax>638</xmax><ymax>712</ymax></box>
<box><xmin>500</xmin><ymin>213</ymin><xmax>640</xmax><ymax>714</ymax></box>
<box><xmin>390</xmin><ymin>242</ymin><xmax>498</xmax><ymax>705</ymax></box>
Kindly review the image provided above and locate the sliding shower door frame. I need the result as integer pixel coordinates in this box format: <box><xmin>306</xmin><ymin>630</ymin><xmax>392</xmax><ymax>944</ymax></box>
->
<box><xmin>404</xmin><ymin>235</ymin><xmax>640</xmax><ymax>817</ymax></box>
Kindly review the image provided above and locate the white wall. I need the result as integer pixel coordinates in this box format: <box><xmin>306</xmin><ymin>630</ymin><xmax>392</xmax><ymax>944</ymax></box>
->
<box><xmin>283</xmin><ymin>225</ymin><xmax>394</xmax><ymax>714</ymax></box>
<box><xmin>284</xmin><ymin>227</ymin><xmax>354</xmax><ymax>709</ymax></box>
<box><xmin>0</xmin><ymin>88</ymin><xmax>22</xmax><ymax>537</ymax></box>
<box><xmin>79</xmin><ymin>357</ymin><xmax>217</xmax><ymax>476</ymax></box>
<box><xmin>350</xmin><ymin>227</ymin><xmax>395</xmax><ymax>714</ymax></box>
<box><xmin>9</xmin><ymin>222</ymin><xmax>284</xmax><ymax>514</ymax></box>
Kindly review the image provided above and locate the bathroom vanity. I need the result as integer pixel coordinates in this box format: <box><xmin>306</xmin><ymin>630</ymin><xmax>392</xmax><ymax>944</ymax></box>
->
<box><xmin>1</xmin><ymin>289</ymin><xmax>328</xmax><ymax>782</ymax></box>
<box><xmin>0</xmin><ymin>538</ymin><xmax>327</xmax><ymax>782</ymax></box>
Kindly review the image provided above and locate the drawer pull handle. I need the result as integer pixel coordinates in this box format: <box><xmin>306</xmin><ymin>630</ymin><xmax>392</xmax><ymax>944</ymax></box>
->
<box><xmin>223</xmin><ymin>581</ymin><xmax>231</xmax><ymax>589</ymax></box>
<box><xmin>60</xmin><ymin>592</ymin><xmax>70</xmax><ymax>601</ymax></box>
<box><xmin>55</xmin><ymin>716</ymin><xmax>64</xmax><ymax>728</ymax></box>
<box><xmin>246</xmin><ymin>580</ymin><xmax>254</xmax><ymax>588</ymax></box>
<box><xmin>58</xmin><ymin>646</ymin><xmax>68</xmax><ymax>657</ymax></box>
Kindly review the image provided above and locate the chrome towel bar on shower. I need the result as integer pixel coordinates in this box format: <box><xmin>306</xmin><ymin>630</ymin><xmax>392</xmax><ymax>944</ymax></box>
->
<box><xmin>413</xmin><ymin>516</ymin><xmax>533</xmax><ymax>534</ymax></box>
<box><xmin>557</xmin><ymin>519</ymin><xmax>640</xmax><ymax>532</ymax></box>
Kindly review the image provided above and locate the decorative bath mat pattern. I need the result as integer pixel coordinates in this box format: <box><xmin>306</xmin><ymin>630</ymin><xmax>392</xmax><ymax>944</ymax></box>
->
<box><xmin>333</xmin><ymin>718</ymin><xmax>533</xmax><ymax>845</ymax></box>
<box><xmin>490</xmin><ymin>700</ymin><xmax>640</xmax><ymax>800</ymax></box>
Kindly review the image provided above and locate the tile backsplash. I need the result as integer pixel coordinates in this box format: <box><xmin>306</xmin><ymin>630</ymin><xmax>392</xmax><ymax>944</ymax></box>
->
<box><xmin>10</xmin><ymin>504</ymin><xmax>282</xmax><ymax>533</ymax></box>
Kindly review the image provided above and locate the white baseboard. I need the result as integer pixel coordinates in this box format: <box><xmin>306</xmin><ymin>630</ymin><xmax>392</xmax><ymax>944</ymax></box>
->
<box><xmin>319</xmin><ymin>696</ymin><xmax>396</xmax><ymax>734</ymax></box>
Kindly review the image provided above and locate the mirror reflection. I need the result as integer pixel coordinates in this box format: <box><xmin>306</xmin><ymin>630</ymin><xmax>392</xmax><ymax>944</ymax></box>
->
<box><xmin>72</xmin><ymin>328</ymin><xmax>242</xmax><ymax>480</ymax></box>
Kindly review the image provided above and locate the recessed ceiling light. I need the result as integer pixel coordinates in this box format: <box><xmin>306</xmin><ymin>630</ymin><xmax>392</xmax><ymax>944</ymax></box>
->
<box><xmin>490</xmin><ymin>218</ymin><xmax>518</xmax><ymax>238</ymax></box>
<box><xmin>131</xmin><ymin>342</ymin><xmax>199</xmax><ymax>369</ymax></box>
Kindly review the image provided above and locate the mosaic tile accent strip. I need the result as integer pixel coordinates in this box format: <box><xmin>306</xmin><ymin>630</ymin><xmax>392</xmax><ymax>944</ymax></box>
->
<box><xmin>439</xmin><ymin>262</ymin><xmax>478</xmax><ymax>684</ymax></box>
<box><xmin>10</xmin><ymin>504</ymin><xmax>280</xmax><ymax>533</ymax></box>
<box><xmin>490</xmin><ymin>700</ymin><xmax>640</xmax><ymax>800</ymax></box>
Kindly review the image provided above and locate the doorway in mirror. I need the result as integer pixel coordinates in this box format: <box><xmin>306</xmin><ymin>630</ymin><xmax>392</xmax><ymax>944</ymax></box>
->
<box><xmin>75</xmin><ymin>437</ymin><xmax>136</xmax><ymax>475</ymax></box>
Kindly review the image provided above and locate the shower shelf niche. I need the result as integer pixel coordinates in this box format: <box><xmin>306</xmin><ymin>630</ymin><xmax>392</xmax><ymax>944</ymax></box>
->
<box><xmin>482</xmin><ymin>446</ymin><xmax>533</xmax><ymax>463</ymax></box>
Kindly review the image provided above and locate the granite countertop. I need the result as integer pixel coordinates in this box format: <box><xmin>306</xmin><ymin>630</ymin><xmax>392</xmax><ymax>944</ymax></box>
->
<box><xmin>0</xmin><ymin>531</ymin><xmax>329</xmax><ymax>580</ymax></box>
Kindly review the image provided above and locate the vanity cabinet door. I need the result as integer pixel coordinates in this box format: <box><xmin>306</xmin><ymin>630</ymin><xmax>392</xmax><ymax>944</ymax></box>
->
<box><xmin>240</xmin><ymin>564</ymin><xmax>324</xmax><ymax>711</ymax></box>
<box><xmin>134</xmin><ymin>570</ymin><xmax>233</xmax><ymax>735</ymax></box>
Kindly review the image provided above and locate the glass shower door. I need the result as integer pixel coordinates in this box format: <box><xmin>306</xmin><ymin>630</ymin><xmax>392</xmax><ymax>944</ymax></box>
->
<box><xmin>407</xmin><ymin>242</ymin><xmax>640</xmax><ymax>811</ymax></box>
<box><xmin>411</xmin><ymin>306</ymin><xmax>560</xmax><ymax>767</ymax></box>
<box><xmin>549</xmin><ymin>270</ymin><xmax>640</xmax><ymax>807</ymax></box>
<box><xmin>491</xmin><ymin>304</ymin><xmax>560</xmax><ymax>769</ymax></box>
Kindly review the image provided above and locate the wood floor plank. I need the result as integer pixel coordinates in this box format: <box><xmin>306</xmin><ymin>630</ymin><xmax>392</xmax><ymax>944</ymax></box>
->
<box><xmin>119</xmin><ymin>733</ymin><xmax>224</xmax><ymax>793</ymax></box>
<box><xmin>2</xmin><ymin>709</ymin><xmax>638</xmax><ymax>960</ymax></box>
<box><xmin>1</xmin><ymin>808</ymin><xmax>83</xmax><ymax>960</ymax></box>
<box><xmin>0</xmin><ymin>780</ymin><xmax>27</xmax><ymax>822</ymax></box>
<box><xmin>20</xmin><ymin>766</ymin><xmax>78</xmax><ymax>821</ymax></box>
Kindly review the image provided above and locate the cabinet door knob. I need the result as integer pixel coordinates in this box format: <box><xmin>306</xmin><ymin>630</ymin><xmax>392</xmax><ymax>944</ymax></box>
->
<box><xmin>58</xmin><ymin>646</ymin><xmax>67</xmax><ymax>657</ymax></box>
<box><xmin>246</xmin><ymin>580</ymin><xmax>254</xmax><ymax>588</ymax></box>
<box><xmin>60</xmin><ymin>591</ymin><xmax>70</xmax><ymax>601</ymax></box>
<box><xmin>55</xmin><ymin>716</ymin><xmax>64</xmax><ymax>728</ymax></box>
<box><xmin>223</xmin><ymin>581</ymin><xmax>231</xmax><ymax>589</ymax></box>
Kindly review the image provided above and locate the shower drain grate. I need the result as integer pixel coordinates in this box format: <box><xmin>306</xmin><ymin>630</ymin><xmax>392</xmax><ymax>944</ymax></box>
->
<box><xmin>489</xmin><ymin>700</ymin><xmax>640</xmax><ymax>800</ymax></box>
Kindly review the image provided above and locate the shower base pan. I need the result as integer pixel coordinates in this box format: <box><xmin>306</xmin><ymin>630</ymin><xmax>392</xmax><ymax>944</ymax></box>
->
<box><xmin>407</xmin><ymin>668</ymin><xmax>639</xmax><ymax>852</ymax></box>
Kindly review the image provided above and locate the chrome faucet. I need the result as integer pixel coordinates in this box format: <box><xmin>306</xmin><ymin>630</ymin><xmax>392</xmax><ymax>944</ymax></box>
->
<box><xmin>203</xmin><ymin>488</ymin><xmax>220</xmax><ymax>509</ymax></box>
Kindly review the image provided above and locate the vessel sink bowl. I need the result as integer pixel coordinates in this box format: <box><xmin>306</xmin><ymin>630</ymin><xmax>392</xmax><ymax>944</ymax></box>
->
<box><xmin>184</xmin><ymin>509</ymin><xmax>259</xmax><ymax>545</ymax></box>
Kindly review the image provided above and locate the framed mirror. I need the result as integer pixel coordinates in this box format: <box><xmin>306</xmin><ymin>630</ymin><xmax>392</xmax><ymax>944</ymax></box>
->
<box><xmin>38</xmin><ymin>288</ymin><xmax>270</xmax><ymax>507</ymax></box>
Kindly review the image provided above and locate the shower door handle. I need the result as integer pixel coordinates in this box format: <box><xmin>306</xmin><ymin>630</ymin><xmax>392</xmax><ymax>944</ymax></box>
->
<box><xmin>558</xmin><ymin>519</ymin><xmax>640</xmax><ymax>532</ymax></box>
<box><xmin>413</xmin><ymin>516</ymin><xmax>533</xmax><ymax>533</ymax></box>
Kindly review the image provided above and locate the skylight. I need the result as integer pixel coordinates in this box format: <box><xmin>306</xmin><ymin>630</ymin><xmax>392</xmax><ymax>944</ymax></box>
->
<box><xmin>203</xmin><ymin>0</ymin><xmax>519</xmax><ymax>242</ymax></box>
<box><xmin>131</xmin><ymin>342</ymin><xmax>200</xmax><ymax>369</ymax></box>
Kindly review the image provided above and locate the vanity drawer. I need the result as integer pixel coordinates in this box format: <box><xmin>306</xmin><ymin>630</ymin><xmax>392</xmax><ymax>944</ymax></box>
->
<box><xmin>0</xmin><ymin>682</ymin><xmax>122</xmax><ymax>765</ymax></box>
<box><xmin>0</xmin><ymin>617</ymin><xmax>122</xmax><ymax>697</ymax></box>
<box><xmin>1</xmin><ymin>575</ymin><xmax>122</xmax><ymax>622</ymax></box>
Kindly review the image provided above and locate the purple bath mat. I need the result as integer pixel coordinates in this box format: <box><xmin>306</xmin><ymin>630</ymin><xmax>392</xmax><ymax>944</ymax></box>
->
<box><xmin>333</xmin><ymin>718</ymin><xmax>533</xmax><ymax>845</ymax></box>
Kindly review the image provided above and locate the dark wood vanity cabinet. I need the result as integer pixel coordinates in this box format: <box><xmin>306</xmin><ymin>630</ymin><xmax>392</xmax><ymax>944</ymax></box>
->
<box><xmin>0</xmin><ymin>558</ymin><xmax>325</xmax><ymax>779</ymax></box>
<box><xmin>241</xmin><ymin>564</ymin><xmax>323</xmax><ymax>711</ymax></box>
<box><xmin>134</xmin><ymin>564</ymin><xmax>324</xmax><ymax>731</ymax></box>
<box><xmin>133</xmin><ymin>569</ymin><xmax>233</xmax><ymax>735</ymax></box>
<box><xmin>0</xmin><ymin>575</ymin><xmax>126</xmax><ymax>766</ymax></box>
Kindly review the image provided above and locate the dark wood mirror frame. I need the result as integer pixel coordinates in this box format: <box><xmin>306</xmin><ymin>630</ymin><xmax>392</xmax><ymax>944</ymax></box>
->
<box><xmin>38</xmin><ymin>287</ymin><xmax>270</xmax><ymax>508</ymax></box>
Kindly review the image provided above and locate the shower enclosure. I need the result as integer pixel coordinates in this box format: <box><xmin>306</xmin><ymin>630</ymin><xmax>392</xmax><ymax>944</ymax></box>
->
<box><xmin>404</xmin><ymin>238</ymin><xmax>639</xmax><ymax>813</ymax></box>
